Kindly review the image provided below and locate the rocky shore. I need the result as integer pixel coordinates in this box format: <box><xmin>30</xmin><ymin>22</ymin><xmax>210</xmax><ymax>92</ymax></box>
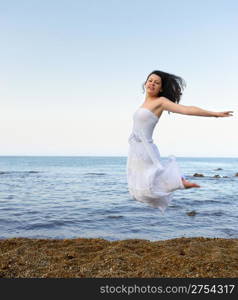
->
<box><xmin>1</xmin><ymin>237</ymin><xmax>238</xmax><ymax>278</ymax></box>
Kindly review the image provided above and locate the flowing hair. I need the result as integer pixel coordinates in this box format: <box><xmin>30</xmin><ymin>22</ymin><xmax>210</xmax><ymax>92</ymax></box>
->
<box><xmin>143</xmin><ymin>70</ymin><xmax>186</xmax><ymax>103</ymax></box>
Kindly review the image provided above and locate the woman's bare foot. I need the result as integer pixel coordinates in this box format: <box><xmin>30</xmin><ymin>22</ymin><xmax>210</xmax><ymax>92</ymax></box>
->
<box><xmin>182</xmin><ymin>178</ymin><xmax>201</xmax><ymax>189</ymax></box>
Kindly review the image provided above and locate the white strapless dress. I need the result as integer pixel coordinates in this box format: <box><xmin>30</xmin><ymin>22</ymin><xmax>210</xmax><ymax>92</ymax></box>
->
<box><xmin>126</xmin><ymin>107</ymin><xmax>185</xmax><ymax>212</ymax></box>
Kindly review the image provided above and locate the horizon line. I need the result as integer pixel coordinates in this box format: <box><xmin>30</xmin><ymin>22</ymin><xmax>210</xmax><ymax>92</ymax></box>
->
<box><xmin>0</xmin><ymin>155</ymin><xmax>237</xmax><ymax>158</ymax></box>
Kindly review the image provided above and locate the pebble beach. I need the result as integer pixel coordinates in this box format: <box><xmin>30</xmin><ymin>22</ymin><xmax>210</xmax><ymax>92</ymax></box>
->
<box><xmin>1</xmin><ymin>237</ymin><xmax>238</xmax><ymax>278</ymax></box>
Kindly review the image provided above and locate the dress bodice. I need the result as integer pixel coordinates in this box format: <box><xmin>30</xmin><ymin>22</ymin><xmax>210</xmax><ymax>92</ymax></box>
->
<box><xmin>129</xmin><ymin>107</ymin><xmax>159</xmax><ymax>143</ymax></box>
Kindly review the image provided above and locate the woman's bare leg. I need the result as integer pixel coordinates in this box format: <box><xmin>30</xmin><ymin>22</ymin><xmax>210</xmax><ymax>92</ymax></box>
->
<box><xmin>182</xmin><ymin>178</ymin><xmax>200</xmax><ymax>189</ymax></box>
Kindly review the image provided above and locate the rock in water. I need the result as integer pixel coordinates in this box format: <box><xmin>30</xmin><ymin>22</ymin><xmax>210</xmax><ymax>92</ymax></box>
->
<box><xmin>193</xmin><ymin>173</ymin><xmax>204</xmax><ymax>177</ymax></box>
<box><xmin>187</xmin><ymin>210</ymin><xmax>197</xmax><ymax>216</ymax></box>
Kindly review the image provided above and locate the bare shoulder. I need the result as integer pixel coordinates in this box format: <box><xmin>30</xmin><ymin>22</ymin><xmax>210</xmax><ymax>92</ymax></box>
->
<box><xmin>154</xmin><ymin>96</ymin><xmax>176</xmax><ymax>109</ymax></box>
<box><xmin>153</xmin><ymin>97</ymin><xmax>164</xmax><ymax>107</ymax></box>
<box><xmin>159</xmin><ymin>96</ymin><xmax>188</xmax><ymax>114</ymax></box>
<box><xmin>158</xmin><ymin>96</ymin><xmax>174</xmax><ymax>104</ymax></box>
<box><xmin>140</xmin><ymin>98</ymin><xmax>161</xmax><ymax>109</ymax></box>
<box><xmin>140</xmin><ymin>98</ymin><xmax>164</xmax><ymax>118</ymax></box>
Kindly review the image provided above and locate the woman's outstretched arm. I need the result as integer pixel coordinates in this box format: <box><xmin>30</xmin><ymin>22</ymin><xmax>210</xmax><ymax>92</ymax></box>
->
<box><xmin>160</xmin><ymin>97</ymin><xmax>233</xmax><ymax>117</ymax></box>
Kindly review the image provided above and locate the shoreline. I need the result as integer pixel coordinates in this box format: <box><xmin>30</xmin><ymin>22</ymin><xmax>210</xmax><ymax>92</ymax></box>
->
<box><xmin>1</xmin><ymin>236</ymin><xmax>238</xmax><ymax>278</ymax></box>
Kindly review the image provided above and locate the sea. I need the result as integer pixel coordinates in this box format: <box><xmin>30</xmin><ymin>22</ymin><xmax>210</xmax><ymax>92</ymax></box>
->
<box><xmin>0</xmin><ymin>156</ymin><xmax>237</xmax><ymax>241</ymax></box>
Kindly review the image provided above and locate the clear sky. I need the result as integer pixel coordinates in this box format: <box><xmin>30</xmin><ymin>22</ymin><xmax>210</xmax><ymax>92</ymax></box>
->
<box><xmin>1</xmin><ymin>0</ymin><xmax>237</xmax><ymax>157</ymax></box>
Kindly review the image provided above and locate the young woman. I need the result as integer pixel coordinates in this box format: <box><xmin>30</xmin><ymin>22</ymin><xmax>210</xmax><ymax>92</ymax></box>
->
<box><xmin>126</xmin><ymin>70</ymin><xmax>233</xmax><ymax>212</ymax></box>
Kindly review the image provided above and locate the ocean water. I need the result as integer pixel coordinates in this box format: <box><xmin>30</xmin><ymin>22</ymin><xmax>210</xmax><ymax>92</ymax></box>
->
<box><xmin>0</xmin><ymin>156</ymin><xmax>237</xmax><ymax>241</ymax></box>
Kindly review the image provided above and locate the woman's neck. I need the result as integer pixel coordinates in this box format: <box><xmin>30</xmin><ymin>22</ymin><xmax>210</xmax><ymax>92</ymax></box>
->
<box><xmin>145</xmin><ymin>95</ymin><xmax>158</xmax><ymax>102</ymax></box>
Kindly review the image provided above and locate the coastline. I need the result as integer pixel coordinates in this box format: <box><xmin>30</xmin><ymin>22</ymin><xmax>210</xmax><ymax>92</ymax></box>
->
<box><xmin>1</xmin><ymin>237</ymin><xmax>238</xmax><ymax>278</ymax></box>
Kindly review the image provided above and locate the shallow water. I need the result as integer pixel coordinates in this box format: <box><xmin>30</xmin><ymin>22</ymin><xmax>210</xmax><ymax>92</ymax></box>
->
<box><xmin>0</xmin><ymin>156</ymin><xmax>237</xmax><ymax>240</ymax></box>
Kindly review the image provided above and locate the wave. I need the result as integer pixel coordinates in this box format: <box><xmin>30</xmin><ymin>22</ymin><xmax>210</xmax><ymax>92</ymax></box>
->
<box><xmin>107</xmin><ymin>215</ymin><xmax>124</xmax><ymax>219</ymax></box>
<box><xmin>0</xmin><ymin>171</ymin><xmax>40</xmax><ymax>175</ymax></box>
<box><xmin>84</xmin><ymin>172</ymin><xmax>106</xmax><ymax>176</ymax></box>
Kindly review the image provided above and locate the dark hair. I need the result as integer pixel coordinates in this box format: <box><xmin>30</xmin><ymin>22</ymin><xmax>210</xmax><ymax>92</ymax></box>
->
<box><xmin>143</xmin><ymin>70</ymin><xmax>186</xmax><ymax>104</ymax></box>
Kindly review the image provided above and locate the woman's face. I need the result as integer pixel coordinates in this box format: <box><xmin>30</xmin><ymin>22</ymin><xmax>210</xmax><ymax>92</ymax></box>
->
<box><xmin>145</xmin><ymin>74</ymin><xmax>162</xmax><ymax>97</ymax></box>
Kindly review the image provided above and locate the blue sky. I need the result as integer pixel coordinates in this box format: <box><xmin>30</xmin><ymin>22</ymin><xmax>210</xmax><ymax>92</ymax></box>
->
<box><xmin>1</xmin><ymin>0</ymin><xmax>237</xmax><ymax>156</ymax></box>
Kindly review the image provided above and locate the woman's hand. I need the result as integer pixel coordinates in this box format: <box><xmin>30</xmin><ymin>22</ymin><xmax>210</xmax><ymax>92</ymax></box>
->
<box><xmin>214</xmin><ymin>111</ymin><xmax>234</xmax><ymax>117</ymax></box>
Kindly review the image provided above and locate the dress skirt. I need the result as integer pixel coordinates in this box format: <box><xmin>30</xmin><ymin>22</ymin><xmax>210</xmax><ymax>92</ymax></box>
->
<box><xmin>126</xmin><ymin>132</ymin><xmax>184</xmax><ymax>212</ymax></box>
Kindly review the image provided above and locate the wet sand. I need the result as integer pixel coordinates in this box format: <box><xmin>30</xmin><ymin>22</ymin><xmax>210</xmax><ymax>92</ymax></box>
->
<box><xmin>0</xmin><ymin>237</ymin><xmax>238</xmax><ymax>278</ymax></box>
